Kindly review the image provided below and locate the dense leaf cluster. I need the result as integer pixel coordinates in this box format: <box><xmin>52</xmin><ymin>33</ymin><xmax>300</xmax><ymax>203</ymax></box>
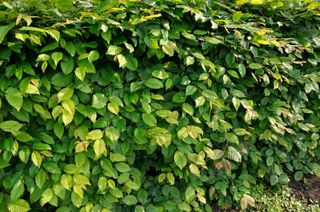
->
<box><xmin>0</xmin><ymin>0</ymin><xmax>319</xmax><ymax>211</ymax></box>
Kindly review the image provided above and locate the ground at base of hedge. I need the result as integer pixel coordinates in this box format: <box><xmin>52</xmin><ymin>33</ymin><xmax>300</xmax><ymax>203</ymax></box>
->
<box><xmin>289</xmin><ymin>175</ymin><xmax>320</xmax><ymax>205</ymax></box>
<box><xmin>211</xmin><ymin>175</ymin><xmax>320</xmax><ymax>211</ymax></box>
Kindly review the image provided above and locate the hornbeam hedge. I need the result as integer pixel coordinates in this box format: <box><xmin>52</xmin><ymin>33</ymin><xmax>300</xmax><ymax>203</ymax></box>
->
<box><xmin>0</xmin><ymin>0</ymin><xmax>319</xmax><ymax>211</ymax></box>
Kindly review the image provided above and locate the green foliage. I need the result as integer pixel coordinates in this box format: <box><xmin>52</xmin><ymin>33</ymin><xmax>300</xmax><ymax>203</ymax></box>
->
<box><xmin>0</xmin><ymin>0</ymin><xmax>319</xmax><ymax>211</ymax></box>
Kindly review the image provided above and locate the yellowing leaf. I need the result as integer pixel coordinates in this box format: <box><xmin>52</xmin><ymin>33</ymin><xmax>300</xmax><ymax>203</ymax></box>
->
<box><xmin>93</xmin><ymin>139</ymin><xmax>107</xmax><ymax>158</ymax></box>
<box><xmin>108</xmin><ymin>102</ymin><xmax>119</xmax><ymax>115</ymax></box>
<box><xmin>31</xmin><ymin>151</ymin><xmax>42</xmax><ymax>167</ymax></box>
<box><xmin>227</xmin><ymin>146</ymin><xmax>242</xmax><ymax>162</ymax></box>
<box><xmin>240</xmin><ymin>194</ymin><xmax>255</xmax><ymax>209</ymax></box>
<box><xmin>60</xmin><ymin>174</ymin><xmax>73</xmax><ymax>190</ymax></box>
<box><xmin>40</xmin><ymin>188</ymin><xmax>53</xmax><ymax>206</ymax></box>
<box><xmin>57</xmin><ymin>88</ymin><xmax>74</xmax><ymax>102</ymax></box>
<box><xmin>204</xmin><ymin>147</ymin><xmax>224</xmax><ymax>160</ymax></box>
<box><xmin>251</xmin><ymin>0</ymin><xmax>264</xmax><ymax>4</ymax></box>
<box><xmin>106</xmin><ymin>45</ymin><xmax>122</xmax><ymax>55</ymax></box>
<box><xmin>7</xmin><ymin>199</ymin><xmax>30</xmax><ymax>212</ymax></box>
<box><xmin>86</xmin><ymin>129</ymin><xmax>103</xmax><ymax>140</ymax></box>
<box><xmin>116</xmin><ymin>54</ymin><xmax>127</xmax><ymax>68</ymax></box>
<box><xmin>189</xmin><ymin>164</ymin><xmax>200</xmax><ymax>176</ymax></box>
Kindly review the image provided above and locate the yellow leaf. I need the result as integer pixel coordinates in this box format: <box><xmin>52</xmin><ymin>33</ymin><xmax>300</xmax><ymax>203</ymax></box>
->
<box><xmin>31</xmin><ymin>151</ymin><xmax>42</xmax><ymax>167</ymax></box>
<box><xmin>108</xmin><ymin>102</ymin><xmax>119</xmax><ymax>115</ymax></box>
<box><xmin>189</xmin><ymin>164</ymin><xmax>200</xmax><ymax>176</ymax></box>
<box><xmin>240</xmin><ymin>194</ymin><xmax>255</xmax><ymax>209</ymax></box>
<box><xmin>93</xmin><ymin>139</ymin><xmax>107</xmax><ymax>158</ymax></box>
<box><xmin>251</xmin><ymin>0</ymin><xmax>264</xmax><ymax>4</ymax></box>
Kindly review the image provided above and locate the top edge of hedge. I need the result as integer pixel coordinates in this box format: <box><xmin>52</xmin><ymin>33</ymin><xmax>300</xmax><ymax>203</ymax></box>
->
<box><xmin>0</xmin><ymin>0</ymin><xmax>319</xmax><ymax>211</ymax></box>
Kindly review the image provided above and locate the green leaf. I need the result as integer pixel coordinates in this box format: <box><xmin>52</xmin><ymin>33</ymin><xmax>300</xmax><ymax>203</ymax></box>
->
<box><xmin>10</xmin><ymin>180</ymin><xmax>24</xmax><ymax>201</ymax></box>
<box><xmin>144</xmin><ymin>78</ymin><xmax>163</xmax><ymax>89</ymax></box>
<box><xmin>126</xmin><ymin>55</ymin><xmax>138</xmax><ymax>71</ymax></box>
<box><xmin>225</xmin><ymin>53</ymin><xmax>235</xmax><ymax>68</ymax></box>
<box><xmin>110</xmin><ymin>153</ymin><xmax>126</xmax><ymax>162</ymax></box>
<box><xmin>0</xmin><ymin>23</ymin><xmax>14</xmax><ymax>43</ymax></box>
<box><xmin>40</xmin><ymin>43</ymin><xmax>58</xmax><ymax>53</ymax></box>
<box><xmin>110</xmin><ymin>188</ymin><xmax>123</xmax><ymax>198</ymax></box>
<box><xmin>249</xmin><ymin>63</ymin><xmax>263</xmax><ymax>69</ymax></box>
<box><xmin>51</xmin><ymin>52</ymin><xmax>63</xmax><ymax>66</ymax></box>
<box><xmin>54</xmin><ymin>122</ymin><xmax>64</xmax><ymax>139</ymax></box>
<box><xmin>142</xmin><ymin>113</ymin><xmax>157</xmax><ymax>127</ymax></box>
<box><xmin>6</xmin><ymin>87</ymin><xmax>23</xmax><ymax>111</ymax></box>
<box><xmin>294</xmin><ymin>171</ymin><xmax>303</xmax><ymax>181</ymax></box>
<box><xmin>98</xmin><ymin>176</ymin><xmax>107</xmax><ymax>191</ymax></box>
<box><xmin>115</xmin><ymin>162</ymin><xmax>131</xmax><ymax>173</ymax></box>
<box><xmin>92</xmin><ymin>93</ymin><xmax>107</xmax><ymax>109</ymax></box>
<box><xmin>123</xmin><ymin>195</ymin><xmax>138</xmax><ymax>205</ymax></box>
<box><xmin>0</xmin><ymin>120</ymin><xmax>23</xmax><ymax>133</ymax></box>
<box><xmin>205</xmin><ymin>36</ymin><xmax>222</xmax><ymax>45</ymax></box>
<box><xmin>35</xmin><ymin>169</ymin><xmax>46</xmax><ymax>188</ymax></box>
<box><xmin>88</xmin><ymin>50</ymin><xmax>99</xmax><ymax>63</ymax></box>
<box><xmin>65</xmin><ymin>41</ymin><xmax>76</xmax><ymax>56</ymax></box>
<box><xmin>225</xmin><ymin>133</ymin><xmax>239</xmax><ymax>144</ymax></box>
<box><xmin>231</xmin><ymin>89</ymin><xmax>246</xmax><ymax>98</ymax></box>
<box><xmin>270</xmin><ymin>174</ymin><xmax>278</xmax><ymax>186</ymax></box>
<box><xmin>174</xmin><ymin>151</ymin><xmax>187</xmax><ymax>169</ymax></box>
<box><xmin>61</xmin><ymin>58</ymin><xmax>74</xmax><ymax>75</ymax></box>
<box><xmin>238</xmin><ymin>64</ymin><xmax>246</xmax><ymax>78</ymax></box>
<box><xmin>311</xmin><ymin>163</ymin><xmax>320</xmax><ymax>177</ymax></box>
<box><xmin>144</xmin><ymin>37</ymin><xmax>159</xmax><ymax>49</ymax></box>
<box><xmin>43</xmin><ymin>162</ymin><xmax>61</xmax><ymax>174</ymax></box>
<box><xmin>46</xmin><ymin>29</ymin><xmax>60</xmax><ymax>42</ymax></box>
<box><xmin>266</xmin><ymin>156</ymin><xmax>274</xmax><ymax>166</ymax></box>
<box><xmin>172</xmin><ymin>92</ymin><xmax>186</xmax><ymax>103</ymax></box>
<box><xmin>185</xmin><ymin>186</ymin><xmax>195</xmax><ymax>202</ymax></box>
<box><xmin>7</xmin><ymin>199</ymin><xmax>30</xmax><ymax>212</ymax></box>
<box><xmin>186</xmin><ymin>85</ymin><xmax>197</xmax><ymax>96</ymax></box>
<box><xmin>234</xmin><ymin>128</ymin><xmax>251</xmax><ymax>136</ymax></box>
<box><xmin>101</xmin><ymin>31</ymin><xmax>111</xmax><ymax>44</ymax></box>
<box><xmin>182</xmin><ymin>103</ymin><xmax>194</xmax><ymax>115</ymax></box>
<box><xmin>71</xmin><ymin>192</ymin><xmax>82</xmax><ymax>208</ymax></box>
<box><xmin>16</xmin><ymin>132</ymin><xmax>33</xmax><ymax>142</ymax></box>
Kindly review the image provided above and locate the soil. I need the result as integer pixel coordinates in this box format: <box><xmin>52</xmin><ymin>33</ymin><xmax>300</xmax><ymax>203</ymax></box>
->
<box><xmin>289</xmin><ymin>175</ymin><xmax>320</xmax><ymax>204</ymax></box>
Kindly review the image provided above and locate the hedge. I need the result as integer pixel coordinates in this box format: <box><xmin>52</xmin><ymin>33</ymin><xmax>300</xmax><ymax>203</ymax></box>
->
<box><xmin>0</xmin><ymin>0</ymin><xmax>319</xmax><ymax>211</ymax></box>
